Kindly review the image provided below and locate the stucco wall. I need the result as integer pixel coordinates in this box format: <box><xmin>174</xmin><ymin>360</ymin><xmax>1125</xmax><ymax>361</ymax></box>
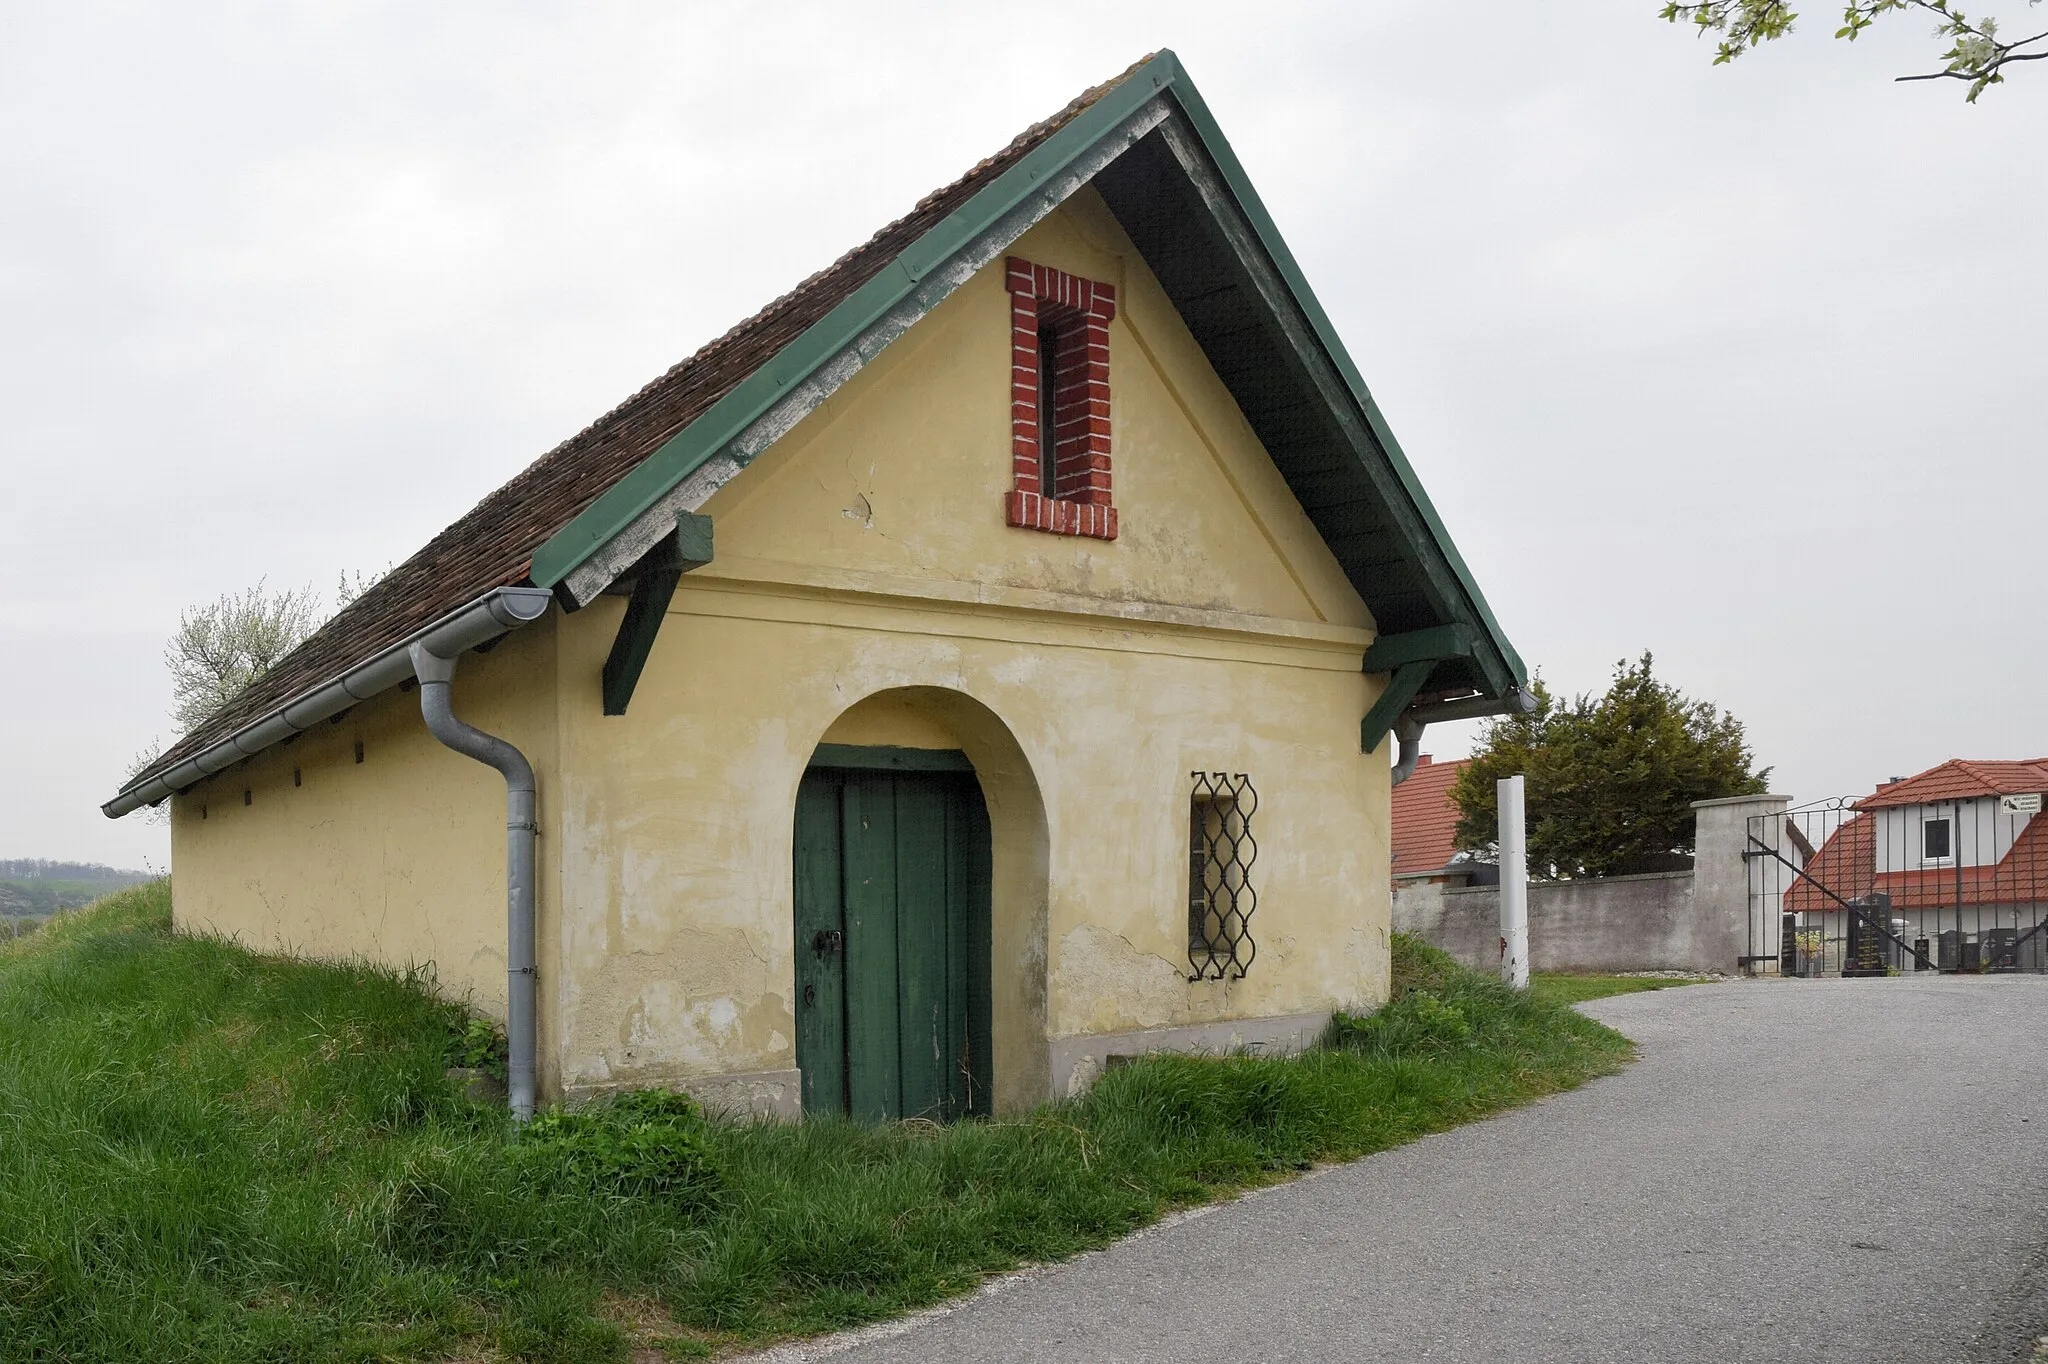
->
<box><xmin>166</xmin><ymin>187</ymin><xmax>1402</xmax><ymax>1113</ymax></box>
<box><xmin>548</xmin><ymin>190</ymin><xmax>1391</xmax><ymax>1111</ymax></box>
<box><xmin>168</xmin><ymin>617</ymin><xmax>569</xmax><ymax>1088</ymax></box>
<box><xmin>1393</xmin><ymin>871</ymin><xmax>1731</xmax><ymax>974</ymax></box>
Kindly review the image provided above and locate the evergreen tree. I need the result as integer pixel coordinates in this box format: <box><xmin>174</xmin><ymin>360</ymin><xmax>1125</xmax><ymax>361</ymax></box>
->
<box><xmin>1448</xmin><ymin>653</ymin><xmax>1770</xmax><ymax>878</ymax></box>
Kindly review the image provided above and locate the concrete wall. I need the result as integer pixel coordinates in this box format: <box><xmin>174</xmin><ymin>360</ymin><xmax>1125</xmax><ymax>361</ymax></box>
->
<box><xmin>1696</xmin><ymin>792</ymin><xmax>1790</xmax><ymax>976</ymax></box>
<box><xmin>1393</xmin><ymin>871</ymin><xmax>1734</xmax><ymax>974</ymax></box>
<box><xmin>1395</xmin><ymin>793</ymin><xmax>1793</xmax><ymax>976</ymax></box>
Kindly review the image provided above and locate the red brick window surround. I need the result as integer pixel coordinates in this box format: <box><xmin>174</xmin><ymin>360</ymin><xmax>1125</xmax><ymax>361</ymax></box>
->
<box><xmin>1005</xmin><ymin>256</ymin><xmax>1118</xmax><ymax>540</ymax></box>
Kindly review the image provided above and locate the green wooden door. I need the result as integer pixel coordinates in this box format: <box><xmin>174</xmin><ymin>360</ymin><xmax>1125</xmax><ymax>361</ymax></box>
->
<box><xmin>793</xmin><ymin>762</ymin><xmax>991</xmax><ymax>1121</ymax></box>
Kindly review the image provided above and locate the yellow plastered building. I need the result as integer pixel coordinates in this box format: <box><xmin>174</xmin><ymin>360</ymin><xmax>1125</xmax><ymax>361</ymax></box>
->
<box><xmin>109</xmin><ymin>53</ymin><xmax>1527</xmax><ymax>1120</ymax></box>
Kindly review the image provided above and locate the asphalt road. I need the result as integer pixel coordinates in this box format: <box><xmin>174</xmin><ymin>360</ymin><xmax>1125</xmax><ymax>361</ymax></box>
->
<box><xmin>750</xmin><ymin>977</ymin><xmax>2048</xmax><ymax>1364</ymax></box>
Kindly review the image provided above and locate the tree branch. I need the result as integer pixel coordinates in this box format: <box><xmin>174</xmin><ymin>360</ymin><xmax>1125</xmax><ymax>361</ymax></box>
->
<box><xmin>1661</xmin><ymin>0</ymin><xmax>2045</xmax><ymax>96</ymax></box>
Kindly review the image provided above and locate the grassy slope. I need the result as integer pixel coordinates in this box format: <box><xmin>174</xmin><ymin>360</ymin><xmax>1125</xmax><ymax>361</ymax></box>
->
<box><xmin>0</xmin><ymin>887</ymin><xmax>1632</xmax><ymax>1363</ymax></box>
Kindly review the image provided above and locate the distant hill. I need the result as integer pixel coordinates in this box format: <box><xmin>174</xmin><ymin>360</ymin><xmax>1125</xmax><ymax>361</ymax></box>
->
<box><xmin>0</xmin><ymin>860</ymin><xmax>155</xmax><ymax>918</ymax></box>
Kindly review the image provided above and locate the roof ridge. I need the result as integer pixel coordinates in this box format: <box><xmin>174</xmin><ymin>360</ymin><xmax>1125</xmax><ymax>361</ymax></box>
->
<box><xmin>1858</xmin><ymin>754</ymin><xmax>2048</xmax><ymax>810</ymax></box>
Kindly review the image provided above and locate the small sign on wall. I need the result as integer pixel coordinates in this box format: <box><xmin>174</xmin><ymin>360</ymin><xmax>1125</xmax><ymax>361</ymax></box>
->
<box><xmin>2001</xmin><ymin>793</ymin><xmax>2043</xmax><ymax>814</ymax></box>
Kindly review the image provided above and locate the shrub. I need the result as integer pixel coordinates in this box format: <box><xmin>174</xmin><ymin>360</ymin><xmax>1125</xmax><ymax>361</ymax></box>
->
<box><xmin>1385</xmin><ymin>931</ymin><xmax>1466</xmax><ymax>1001</ymax></box>
<box><xmin>512</xmin><ymin>1089</ymin><xmax>724</xmax><ymax>1214</ymax></box>
<box><xmin>446</xmin><ymin>1013</ymin><xmax>508</xmax><ymax>1082</ymax></box>
<box><xmin>1326</xmin><ymin>991</ymin><xmax>1476</xmax><ymax>1054</ymax></box>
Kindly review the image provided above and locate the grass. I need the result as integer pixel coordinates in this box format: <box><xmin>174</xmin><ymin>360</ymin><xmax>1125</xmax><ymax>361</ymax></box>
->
<box><xmin>0</xmin><ymin>884</ymin><xmax>1632</xmax><ymax>1363</ymax></box>
<box><xmin>1528</xmin><ymin>973</ymin><xmax>1707</xmax><ymax>1006</ymax></box>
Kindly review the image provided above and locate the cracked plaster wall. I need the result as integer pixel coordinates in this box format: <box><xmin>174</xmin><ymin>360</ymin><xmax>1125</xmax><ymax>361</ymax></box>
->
<box><xmin>163</xmin><ymin>190</ymin><xmax>1398</xmax><ymax>1112</ymax></box>
<box><xmin>549</xmin><ymin>194</ymin><xmax>1392</xmax><ymax>1109</ymax></box>
<box><xmin>167</xmin><ymin>619</ymin><xmax>570</xmax><ymax>1091</ymax></box>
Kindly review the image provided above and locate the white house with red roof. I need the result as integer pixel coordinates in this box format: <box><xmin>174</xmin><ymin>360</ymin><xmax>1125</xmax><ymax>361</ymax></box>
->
<box><xmin>1785</xmin><ymin>758</ymin><xmax>2048</xmax><ymax>972</ymax></box>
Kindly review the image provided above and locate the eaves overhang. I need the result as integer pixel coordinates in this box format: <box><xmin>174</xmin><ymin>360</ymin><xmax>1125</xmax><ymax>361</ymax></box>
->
<box><xmin>101</xmin><ymin>587</ymin><xmax>553</xmax><ymax>818</ymax></box>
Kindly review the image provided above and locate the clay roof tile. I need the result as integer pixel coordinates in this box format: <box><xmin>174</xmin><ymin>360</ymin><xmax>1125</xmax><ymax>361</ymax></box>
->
<box><xmin>1390</xmin><ymin>755</ymin><xmax>1469</xmax><ymax>878</ymax></box>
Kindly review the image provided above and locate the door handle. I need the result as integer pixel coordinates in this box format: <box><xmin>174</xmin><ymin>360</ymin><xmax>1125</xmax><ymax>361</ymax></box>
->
<box><xmin>812</xmin><ymin>928</ymin><xmax>844</xmax><ymax>955</ymax></box>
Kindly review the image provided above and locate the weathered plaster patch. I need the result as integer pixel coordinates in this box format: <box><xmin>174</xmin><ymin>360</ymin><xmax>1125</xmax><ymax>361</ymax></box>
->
<box><xmin>1066</xmin><ymin>1053</ymin><xmax>1102</xmax><ymax>1098</ymax></box>
<box><xmin>622</xmin><ymin>983</ymin><xmax>741</xmax><ymax>1060</ymax></box>
<box><xmin>1053</xmin><ymin>922</ymin><xmax>1194</xmax><ymax>1035</ymax></box>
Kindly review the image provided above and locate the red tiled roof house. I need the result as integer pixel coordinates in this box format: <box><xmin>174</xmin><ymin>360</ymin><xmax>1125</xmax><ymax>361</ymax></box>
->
<box><xmin>1389</xmin><ymin>755</ymin><xmax>1484</xmax><ymax>885</ymax></box>
<box><xmin>1785</xmin><ymin>759</ymin><xmax>2048</xmax><ymax>970</ymax></box>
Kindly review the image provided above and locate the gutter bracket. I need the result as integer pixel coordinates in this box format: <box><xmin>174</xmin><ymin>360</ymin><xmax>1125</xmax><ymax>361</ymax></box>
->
<box><xmin>601</xmin><ymin>513</ymin><xmax>713</xmax><ymax>716</ymax></box>
<box><xmin>103</xmin><ymin>586</ymin><xmax>551</xmax><ymax>819</ymax></box>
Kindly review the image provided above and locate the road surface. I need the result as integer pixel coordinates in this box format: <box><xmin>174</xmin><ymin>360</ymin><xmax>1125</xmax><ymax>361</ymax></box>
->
<box><xmin>748</xmin><ymin>977</ymin><xmax>2048</xmax><ymax>1363</ymax></box>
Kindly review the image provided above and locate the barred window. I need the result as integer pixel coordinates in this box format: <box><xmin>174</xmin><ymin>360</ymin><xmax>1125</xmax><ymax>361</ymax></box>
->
<box><xmin>1187</xmin><ymin>772</ymin><xmax>1258</xmax><ymax>980</ymax></box>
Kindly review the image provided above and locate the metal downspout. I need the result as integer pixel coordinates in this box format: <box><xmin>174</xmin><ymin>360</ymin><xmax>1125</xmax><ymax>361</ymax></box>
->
<box><xmin>409</xmin><ymin>643</ymin><xmax>538</xmax><ymax>1122</ymax></box>
<box><xmin>1389</xmin><ymin>686</ymin><xmax>1539</xmax><ymax>787</ymax></box>
<box><xmin>1390</xmin><ymin>716</ymin><xmax>1428</xmax><ymax>787</ymax></box>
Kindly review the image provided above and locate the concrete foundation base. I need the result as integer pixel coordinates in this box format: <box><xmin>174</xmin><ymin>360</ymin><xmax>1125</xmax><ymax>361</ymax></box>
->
<box><xmin>1047</xmin><ymin>1011</ymin><xmax>1331</xmax><ymax>1098</ymax></box>
<box><xmin>564</xmin><ymin>1018</ymin><xmax>1341</xmax><ymax>1120</ymax></box>
<box><xmin>563</xmin><ymin>1066</ymin><xmax>803</xmax><ymax>1121</ymax></box>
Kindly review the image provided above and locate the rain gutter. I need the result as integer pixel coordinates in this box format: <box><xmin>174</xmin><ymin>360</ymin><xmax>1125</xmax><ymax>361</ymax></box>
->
<box><xmin>101</xmin><ymin>586</ymin><xmax>554</xmax><ymax>818</ymax></box>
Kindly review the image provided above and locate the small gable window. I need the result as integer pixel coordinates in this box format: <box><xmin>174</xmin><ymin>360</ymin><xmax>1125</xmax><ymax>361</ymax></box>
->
<box><xmin>1923</xmin><ymin>817</ymin><xmax>1951</xmax><ymax>861</ymax></box>
<box><xmin>1004</xmin><ymin>256</ymin><xmax>1118</xmax><ymax>540</ymax></box>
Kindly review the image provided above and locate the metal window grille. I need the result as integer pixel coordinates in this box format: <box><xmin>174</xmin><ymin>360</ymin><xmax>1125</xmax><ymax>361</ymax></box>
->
<box><xmin>1187</xmin><ymin>771</ymin><xmax>1258</xmax><ymax>980</ymax></box>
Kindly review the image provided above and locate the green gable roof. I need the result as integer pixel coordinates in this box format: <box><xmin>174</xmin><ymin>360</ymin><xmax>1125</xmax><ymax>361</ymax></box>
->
<box><xmin>117</xmin><ymin>52</ymin><xmax>1523</xmax><ymax>811</ymax></box>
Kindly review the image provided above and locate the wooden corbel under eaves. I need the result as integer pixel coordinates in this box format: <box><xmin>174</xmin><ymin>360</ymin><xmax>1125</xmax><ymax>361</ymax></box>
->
<box><xmin>601</xmin><ymin>513</ymin><xmax>713</xmax><ymax>716</ymax></box>
<box><xmin>1358</xmin><ymin>623</ymin><xmax>1479</xmax><ymax>754</ymax></box>
<box><xmin>1359</xmin><ymin>660</ymin><xmax>1433</xmax><ymax>755</ymax></box>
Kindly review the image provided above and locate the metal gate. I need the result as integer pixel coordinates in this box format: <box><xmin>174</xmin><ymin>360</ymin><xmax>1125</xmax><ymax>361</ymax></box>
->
<box><xmin>1745</xmin><ymin>796</ymin><xmax>2048</xmax><ymax>976</ymax></box>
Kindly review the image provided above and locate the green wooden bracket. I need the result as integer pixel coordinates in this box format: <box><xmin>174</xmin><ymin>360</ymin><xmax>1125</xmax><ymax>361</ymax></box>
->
<box><xmin>1360</xmin><ymin>660</ymin><xmax>1432</xmax><ymax>755</ymax></box>
<box><xmin>601</xmin><ymin>513</ymin><xmax>713</xmax><ymax>716</ymax></box>
<box><xmin>1361</xmin><ymin>623</ymin><xmax>1476</xmax><ymax>673</ymax></box>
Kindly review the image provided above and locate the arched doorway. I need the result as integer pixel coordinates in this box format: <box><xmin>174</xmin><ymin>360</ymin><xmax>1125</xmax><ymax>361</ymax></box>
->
<box><xmin>793</xmin><ymin>748</ymin><xmax>994</xmax><ymax>1121</ymax></box>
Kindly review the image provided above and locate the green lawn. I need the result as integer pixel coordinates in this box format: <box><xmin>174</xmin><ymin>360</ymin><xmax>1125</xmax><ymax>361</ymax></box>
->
<box><xmin>0</xmin><ymin>885</ymin><xmax>1632</xmax><ymax>1363</ymax></box>
<box><xmin>1528</xmin><ymin>973</ymin><xmax>1707</xmax><ymax>1006</ymax></box>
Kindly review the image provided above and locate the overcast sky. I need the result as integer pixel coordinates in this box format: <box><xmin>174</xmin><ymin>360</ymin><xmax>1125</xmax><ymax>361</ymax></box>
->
<box><xmin>3</xmin><ymin>3</ymin><xmax>2042</xmax><ymax>870</ymax></box>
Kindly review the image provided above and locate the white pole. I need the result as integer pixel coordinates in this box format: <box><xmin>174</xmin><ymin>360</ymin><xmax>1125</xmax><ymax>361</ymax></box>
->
<box><xmin>1499</xmin><ymin>774</ymin><xmax>1529</xmax><ymax>988</ymax></box>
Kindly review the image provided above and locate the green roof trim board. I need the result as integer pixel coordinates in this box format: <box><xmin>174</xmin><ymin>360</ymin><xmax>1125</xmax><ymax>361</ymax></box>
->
<box><xmin>529</xmin><ymin>50</ymin><xmax>1523</xmax><ymax>701</ymax></box>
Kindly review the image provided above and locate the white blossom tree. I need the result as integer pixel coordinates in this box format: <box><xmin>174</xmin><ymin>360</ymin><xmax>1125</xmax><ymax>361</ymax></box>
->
<box><xmin>121</xmin><ymin>571</ymin><xmax>398</xmax><ymax>820</ymax></box>
<box><xmin>164</xmin><ymin>580</ymin><xmax>325</xmax><ymax>733</ymax></box>
<box><xmin>335</xmin><ymin>563</ymin><xmax>391</xmax><ymax>610</ymax></box>
<box><xmin>1662</xmin><ymin>0</ymin><xmax>2045</xmax><ymax>99</ymax></box>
